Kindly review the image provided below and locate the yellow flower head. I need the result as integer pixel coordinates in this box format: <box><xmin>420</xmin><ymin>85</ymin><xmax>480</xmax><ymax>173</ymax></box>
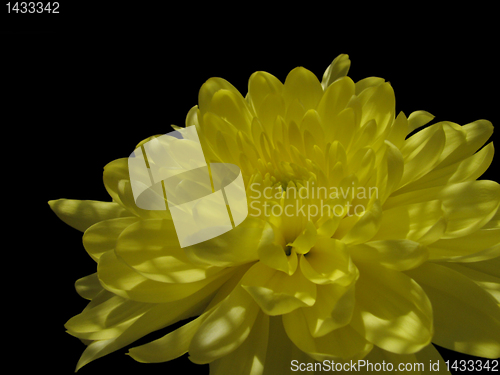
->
<box><xmin>50</xmin><ymin>55</ymin><xmax>500</xmax><ymax>373</ymax></box>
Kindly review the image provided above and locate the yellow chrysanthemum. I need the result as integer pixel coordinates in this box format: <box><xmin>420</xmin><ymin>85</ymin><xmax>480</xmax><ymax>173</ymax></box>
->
<box><xmin>50</xmin><ymin>54</ymin><xmax>500</xmax><ymax>373</ymax></box>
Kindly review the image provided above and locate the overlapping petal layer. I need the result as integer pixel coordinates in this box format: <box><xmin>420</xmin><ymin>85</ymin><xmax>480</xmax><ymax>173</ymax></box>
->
<box><xmin>50</xmin><ymin>54</ymin><xmax>500</xmax><ymax>373</ymax></box>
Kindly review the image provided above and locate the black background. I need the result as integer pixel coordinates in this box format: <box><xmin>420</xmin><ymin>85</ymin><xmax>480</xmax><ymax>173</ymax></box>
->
<box><xmin>2</xmin><ymin>3</ymin><xmax>499</xmax><ymax>374</ymax></box>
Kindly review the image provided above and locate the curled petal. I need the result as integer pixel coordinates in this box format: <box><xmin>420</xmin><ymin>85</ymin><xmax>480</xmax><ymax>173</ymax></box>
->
<box><xmin>258</xmin><ymin>241</ymin><xmax>297</xmax><ymax>276</ymax></box>
<box><xmin>301</xmin><ymin>282</ymin><xmax>356</xmax><ymax>337</ymax></box>
<box><xmin>241</xmin><ymin>262</ymin><xmax>316</xmax><ymax>316</ymax></box>
<box><xmin>300</xmin><ymin>238</ymin><xmax>358</xmax><ymax>285</ymax></box>
<box><xmin>283</xmin><ymin>309</ymin><xmax>373</xmax><ymax>362</ymax></box>
<box><xmin>287</xmin><ymin>220</ymin><xmax>317</xmax><ymax>254</ymax></box>
<box><xmin>339</xmin><ymin>200</ymin><xmax>382</xmax><ymax>245</ymax></box>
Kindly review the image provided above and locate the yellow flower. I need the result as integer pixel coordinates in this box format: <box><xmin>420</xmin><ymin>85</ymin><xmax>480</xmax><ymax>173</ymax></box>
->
<box><xmin>50</xmin><ymin>54</ymin><xmax>500</xmax><ymax>373</ymax></box>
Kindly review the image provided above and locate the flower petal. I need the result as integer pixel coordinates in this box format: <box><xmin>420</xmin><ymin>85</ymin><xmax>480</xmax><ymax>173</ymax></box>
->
<box><xmin>317</xmin><ymin>76</ymin><xmax>356</xmax><ymax>141</ymax></box>
<box><xmin>406</xmin><ymin>262</ymin><xmax>500</xmax><ymax>358</ymax></box>
<box><xmin>184</xmin><ymin>217</ymin><xmax>270</xmax><ymax>267</ymax></box>
<box><xmin>73</xmin><ymin>288</ymin><xmax>212</xmax><ymax>371</ymax></box>
<box><xmin>114</xmin><ymin>219</ymin><xmax>221</xmax><ymax>283</ymax></box>
<box><xmin>75</xmin><ymin>273</ymin><xmax>102</xmax><ymax>300</ymax></box>
<box><xmin>440</xmin><ymin>180</ymin><xmax>500</xmax><ymax>238</ymax></box>
<box><xmin>349</xmin><ymin>239</ymin><xmax>428</xmax><ymax>271</ymax></box>
<box><xmin>209</xmin><ymin>89</ymin><xmax>253</xmax><ymax>133</ymax></box>
<box><xmin>198</xmin><ymin>77</ymin><xmax>242</xmax><ymax>114</ymax></box>
<box><xmin>66</xmin><ymin>291</ymin><xmax>151</xmax><ymax>341</ymax></box>
<box><xmin>128</xmin><ymin>312</ymin><xmax>208</xmax><ymax>363</ymax></box>
<box><xmin>339</xmin><ymin>199</ymin><xmax>382</xmax><ymax>245</ymax></box>
<box><xmin>189</xmin><ymin>285</ymin><xmax>260</xmax><ymax>364</ymax></box>
<box><xmin>321</xmin><ymin>54</ymin><xmax>351</xmax><ymax>90</ymax></box>
<box><xmin>403</xmin><ymin>147</ymin><xmax>495</xmax><ymax>201</ymax></box>
<box><xmin>283</xmin><ymin>309</ymin><xmax>373</xmax><ymax>362</ymax></box>
<box><xmin>247</xmin><ymin>71</ymin><xmax>283</xmax><ymax>115</ymax></box>
<box><xmin>49</xmin><ymin>199</ymin><xmax>132</xmax><ymax>232</ymax></box>
<box><xmin>395</xmin><ymin>126</ymin><xmax>494</xmax><ymax>195</ymax></box>
<box><xmin>398</xmin><ymin>123</ymin><xmax>446</xmax><ymax>188</ymax></box>
<box><xmin>262</xmin><ymin>316</ymin><xmax>317</xmax><ymax>375</ymax></box>
<box><xmin>453</xmin><ymin>255</ymin><xmax>500</xmax><ymax>303</ymax></box>
<box><xmin>209</xmin><ymin>311</ymin><xmax>269</xmax><ymax>375</ymax></box>
<box><xmin>287</xmin><ymin>220</ymin><xmax>317</xmax><ymax>254</ymax></box>
<box><xmin>258</xmin><ymin>241</ymin><xmax>295</xmax><ymax>275</ymax></box>
<box><xmin>437</xmin><ymin>120</ymin><xmax>493</xmax><ymax>168</ymax></box>
<box><xmin>97</xmin><ymin>249</ymin><xmax>232</xmax><ymax>303</ymax></box>
<box><xmin>386</xmin><ymin>111</ymin><xmax>409</xmax><ymax>149</ymax></box>
<box><xmin>374</xmin><ymin>200</ymin><xmax>446</xmax><ymax>245</ymax></box>
<box><xmin>357</xmin><ymin>82</ymin><xmax>395</xmax><ymax>137</ymax></box>
<box><xmin>82</xmin><ymin>217</ymin><xmax>139</xmax><ymax>261</ymax></box>
<box><xmin>301</xmin><ymin>282</ymin><xmax>356</xmax><ymax>337</ymax></box>
<box><xmin>441</xmin><ymin>261</ymin><xmax>500</xmax><ymax>304</ymax></box>
<box><xmin>407</xmin><ymin>110</ymin><xmax>435</xmax><ymax>133</ymax></box>
<box><xmin>102</xmin><ymin>158</ymin><xmax>169</xmax><ymax>219</ymax></box>
<box><xmin>377</xmin><ymin>140</ymin><xmax>405</xmax><ymax>204</ymax></box>
<box><xmin>283</xmin><ymin>67</ymin><xmax>323</xmax><ymax>111</ymax></box>
<box><xmin>355</xmin><ymin>77</ymin><xmax>385</xmax><ymax>95</ymax></box>
<box><xmin>300</xmin><ymin>238</ymin><xmax>358</xmax><ymax>285</ymax></box>
<box><xmin>350</xmin><ymin>262</ymin><xmax>433</xmax><ymax>354</ymax></box>
<box><xmin>385</xmin><ymin>181</ymin><xmax>500</xmax><ymax>239</ymax></box>
<box><xmin>428</xmin><ymin>226</ymin><xmax>500</xmax><ymax>261</ymax></box>
<box><xmin>241</xmin><ymin>261</ymin><xmax>316</xmax><ymax>315</ymax></box>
